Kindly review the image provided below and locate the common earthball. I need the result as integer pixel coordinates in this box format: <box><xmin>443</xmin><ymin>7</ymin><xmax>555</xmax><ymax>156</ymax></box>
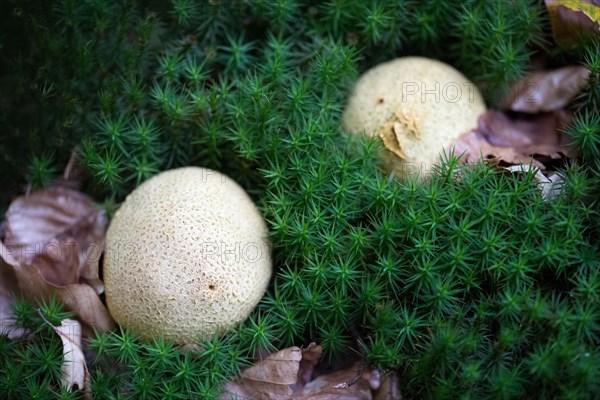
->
<box><xmin>342</xmin><ymin>56</ymin><xmax>487</xmax><ymax>180</ymax></box>
<box><xmin>103</xmin><ymin>167</ymin><xmax>272</xmax><ymax>343</ymax></box>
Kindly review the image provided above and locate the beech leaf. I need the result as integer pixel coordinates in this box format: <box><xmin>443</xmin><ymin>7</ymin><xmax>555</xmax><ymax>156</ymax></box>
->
<box><xmin>451</xmin><ymin>130</ymin><xmax>546</xmax><ymax>169</ymax></box>
<box><xmin>504</xmin><ymin>165</ymin><xmax>564</xmax><ymax>200</ymax></box>
<box><xmin>545</xmin><ymin>0</ymin><xmax>600</xmax><ymax>47</ymax></box>
<box><xmin>499</xmin><ymin>66</ymin><xmax>590</xmax><ymax>113</ymax></box>
<box><xmin>0</xmin><ymin>187</ymin><xmax>114</xmax><ymax>332</ymax></box>
<box><xmin>293</xmin><ymin>363</ymin><xmax>373</xmax><ymax>400</ymax></box>
<box><xmin>373</xmin><ymin>372</ymin><xmax>402</xmax><ymax>400</ymax></box>
<box><xmin>2</xmin><ymin>187</ymin><xmax>107</xmax><ymax>289</ymax></box>
<box><xmin>295</xmin><ymin>342</ymin><xmax>323</xmax><ymax>389</ymax></box>
<box><xmin>44</xmin><ymin>317</ymin><xmax>88</xmax><ymax>394</ymax></box>
<box><xmin>221</xmin><ymin>343</ymin><xmax>323</xmax><ymax>400</ymax></box>
<box><xmin>0</xmin><ymin>261</ymin><xmax>27</xmax><ymax>339</ymax></box>
<box><xmin>451</xmin><ymin>109</ymin><xmax>573</xmax><ymax>170</ymax></box>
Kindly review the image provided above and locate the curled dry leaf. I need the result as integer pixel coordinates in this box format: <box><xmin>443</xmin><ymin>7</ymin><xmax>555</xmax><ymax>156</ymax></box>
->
<box><xmin>41</xmin><ymin>316</ymin><xmax>89</xmax><ymax>396</ymax></box>
<box><xmin>0</xmin><ymin>187</ymin><xmax>114</xmax><ymax>332</ymax></box>
<box><xmin>221</xmin><ymin>343</ymin><xmax>323</xmax><ymax>400</ymax></box>
<box><xmin>221</xmin><ymin>346</ymin><xmax>302</xmax><ymax>400</ymax></box>
<box><xmin>451</xmin><ymin>130</ymin><xmax>546</xmax><ymax>169</ymax></box>
<box><xmin>477</xmin><ymin>109</ymin><xmax>572</xmax><ymax>151</ymax></box>
<box><xmin>294</xmin><ymin>342</ymin><xmax>323</xmax><ymax>390</ymax></box>
<box><xmin>293</xmin><ymin>363</ymin><xmax>373</xmax><ymax>400</ymax></box>
<box><xmin>504</xmin><ymin>165</ymin><xmax>564</xmax><ymax>201</ymax></box>
<box><xmin>451</xmin><ymin>109</ymin><xmax>573</xmax><ymax>170</ymax></box>
<box><xmin>545</xmin><ymin>0</ymin><xmax>600</xmax><ymax>47</ymax></box>
<box><xmin>373</xmin><ymin>372</ymin><xmax>402</xmax><ymax>400</ymax></box>
<box><xmin>499</xmin><ymin>66</ymin><xmax>590</xmax><ymax>113</ymax></box>
<box><xmin>53</xmin><ymin>149</ymin><xmax>86</xmax><ymax>191</ymax></box>
<box><xmin>2</xmin><ymin>187</ymin><xmax>106</xmax><ymax>288</ymax></box>
<box><xmin>0</xmin><ymin>261</ymin><xmax>28</xmax><ymax>339</ymax></box>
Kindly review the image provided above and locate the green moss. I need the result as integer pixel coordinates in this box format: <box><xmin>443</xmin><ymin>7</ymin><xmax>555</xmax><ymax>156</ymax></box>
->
<box><xmin>1</xmin><ymin>0</ymin><xmax>599</xmax><ymax>399</ymax></box>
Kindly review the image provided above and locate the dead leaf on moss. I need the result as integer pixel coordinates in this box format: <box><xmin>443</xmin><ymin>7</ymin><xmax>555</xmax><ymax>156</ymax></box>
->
<box><xmin>504</xmin><ymin>164</ymin><xmax>564</xmax><ymax>200</ymax></box>
<box><xmin>451</xmin><ymin>129</ymin><xmax>546</xmax><ymax>169</ymax></box>
<box><xmin>213</xmin><ymin>360</ymin><xmax>388</xmax><ymax>400</ymax></box>
<box><xmin>477</xmin><ymin>109</ymin><xmax>573</xmax><ymax>157</ymax></box>
<box><xmin>221</xmin><ymin>343</ymin><xmax>323</xmax><ymax>400</ymax></box>
<box><xmin>56</xmin><ymin>319</ymin><xmax>87</xmax><ymax>391</ymax></box>
<box><xmin>294</xmin><ymin>342</ymin><xmax>323</xmax><ymax>390</ymax></box>
<box><xmin>451</xmin><ymin>109</ymin><xmax>574</xmax><ymax>170</ymax></box>
<box><xmin>221</xmin><ymin>346</ymin><xmax>302</xmax><ymax>400</ymax></box>
<box><xmin>545</xmin><ymin>0</ymin><xmax>600</xmax><ymax>47</ymax></box>
<box><xmin>40</xmin><ymin>315</ymin><xmax>89</xmax><ymax>396</ymax></box>
<box><xmin>499</xmin><ymin>66</ymin><xmax>590</xmax><ymax>113</ymax></box>
<box><xmin>53</xmin><ymin>149</ymin><xmax>86</xmax><ymax>191</ymax></box>
<box><xmin>2</xmin><ymin>187</ymin><xmax>106</xmax><ymax>288</ymax></box>
<box><xmin>0</xmin><ymin>186</ymin><xmax>114</xmax><ymax>332</ymax></box>
<box><xmin>0</xmin><ymin>261</ymin><xmax>28</xmax><ymax>339</ymax></box>
<box><xmin>293</xmin><ymin>363</ymin><xmax>374</xmax><ymax>400</ymax></box>
<box><xmin>373</xmin><ymin>372</ymin><xmax>402</xmax><ymax>400</ymax></box>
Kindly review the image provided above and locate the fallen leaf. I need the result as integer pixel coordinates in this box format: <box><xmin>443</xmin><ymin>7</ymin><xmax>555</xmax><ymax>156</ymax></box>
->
<box><xmin>450</xmin><ymin>109</ymin><xmax>573</xmax><ymax>170</ymax></box>
<box><xmin>499</xmin><ymin>66</ymin><xmax>590</xmax><ymax>113</ymax></box>
<box><xmin>373</xmin><ymin>372</ymin><xmax>402</xmax><ymax>400</ymax></box>
<box><xmin>295</xmin><ymin>342</ymin><xmax>323</xmax><ymax>389</ymax></box>
<box><xmin>219</xmin><ymin>346</ymin><xmax>398</xmax><ymax>399</ymax></box>
<box><xmin>53</xmin><ymin>149</ymin><xmax>86</xmax><ymax>191</ymax></box>
<box><xmin>2</xmin><ymin>187</ymin><xmax>106</xmax><ymax>289</ymax></box>
<box><xmin>541</xmin><ymin>172</ymin><xmax>564</xmax><ymax>200</ymax></box>
<box><xmin>56</xmin><ymin>319</ymin><xmax>87</xmax><ymax>392</ymax></box>
<box><xmin>0</xmin><ymin>186</ymin><xmax>114</xmax><ymax>332</ymax></box>
<box><xmin>293</xmin><ymin>363</ymin><xmax>373</xmax><ymax>400</ymax></box>
<box><xmin>545</xmin><ymin>0</ymin><xmax>600</xmax><ymax>48</ymax></box>
<box><xmin>40</xmin><ymin>315</ymin><xmax>89</xmax><ymax>395</ymax></box>
<box><xmin>0</xmin><ymin>261</ymin><xmax>28</xmax><ymax>339</ymax></box>
<box><xmin>221</xmin><ymin>343</ymin><xmax>323</xmax><ymax>400</ymax></box>
<box><xmin>477</xmin><ymin>109</ymin><xmax>573</xmax><ymax>157</ymax></box>
<box><xmin>504</xmin><ymin>165</ymin><xmax>564</xmax><ymax>201</ymax></box>
<box><xmin>221</xmin><ymin>346</ymin><xmax>302</xmax><ymax>400</ymax></box>
<box><xmin>451</xmin><ymin>130</ymin><xmax>546</xmax><ymax>169</ymax></box>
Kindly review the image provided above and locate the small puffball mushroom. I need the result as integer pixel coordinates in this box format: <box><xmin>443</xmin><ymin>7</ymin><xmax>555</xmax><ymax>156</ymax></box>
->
<box><xmin>342</xmin><ymin>56</ymin><xmax>487</xmax><ymax>181</ymax></box>
<box><xmin>103</xmin><ymin>167</ymin><xmax>272</xmax><ymax>343</ymax></box>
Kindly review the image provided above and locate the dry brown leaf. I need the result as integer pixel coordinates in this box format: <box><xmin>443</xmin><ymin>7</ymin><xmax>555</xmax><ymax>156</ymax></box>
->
<box><xmin>546</xmin><ymin>0</ymin><xmax>600</xmax><ymax>47</ymax></box>
<box><xmin>293</xmin><ymin>363</ymin><xmax>373</xmax><ymax>400</ymax></box>
<box><xmin>221</xmin><ymin>346</ymin><xmax>303</xmax><ymax>400</ymax></box>
<box><xmin>56</xmin><ymin>319</ymin><xmax>87</xmax><ymax>392</ymax></box>
<box><xmin>0</xmin><ymin>247</ymin><xmax>115</xmax><ymax>333</ymax></box>
<box><xmin>504</xmin><ymin>165</ymin><xmax>564</xmax><ymax>201</ymax></box>
<box><xmin>220</xmin><ymin>346</ymin><xmax>396</xmax><ymax>400</ymax></box>
<box><xmin>53</xmin><ymin>150</ymin><xmax>86</xmax><ymax>191</ymax></box>
<box><xmin>0</xmin><ymin>187</ymin><xmax>114</xmax><ymax>332</ymax></box>
<box><xmin>0</xmin><ymin>261</ymin><xmax>28</xmax><ymax>339</ymax></box>
<box><xmin>2</xmin><ymin>187</ymin><xmax>107</xmax><ymax>289</ymax></box>
<box><xmin>221</xmin><ymin>343</ymin><xmax>323</xmax><ymax>400</ymax></box>
<box><xmin>42</xmin><ymin>317</ymin><xmax>89</xmax><ymax>395</ymax></box>
<box><xmin>0</xmin><ymin>262</ymin><xmax>16</xmax><ymax>334</ymax></box>
<box><xmin>477</xmin><ymin>109</ymin><xmax>572</xmax><ymax>155</ymax></box>
<box><xmin>451</xmin><ymin>109</ymin><xmax>574</xmax><ymax>170</ymax></box>
<box><xmin>451</xmin><ymin>130</ymin><xmax>546</xmax><ymax>169</ymax></box>
<box><xmin>373</xmin><ymin>372</ymin><xmax>402</xmax><ymax>400</ymax></box>
<box><xmin>295</xmin><ymin>342</ymin><xmax>323</xmax><ymax>389</ymax></box>
<box><xmin>499</xmin><ymin>66</ymin><xmax>590</xmax><ymax>113</ymax></box>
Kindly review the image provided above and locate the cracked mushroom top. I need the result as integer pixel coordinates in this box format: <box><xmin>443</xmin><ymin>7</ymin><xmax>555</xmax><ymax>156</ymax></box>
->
<box><xmin>342</xmin><ymin>56</ymin><xmax>487</xmax><ymax>181</ymax></box>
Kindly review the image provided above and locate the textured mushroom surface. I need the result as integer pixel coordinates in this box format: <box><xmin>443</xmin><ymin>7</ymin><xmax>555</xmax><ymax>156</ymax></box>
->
<box><xmin>104</xmin><ymin>167</ymin><xmax>272</xmax><ymax>343</ymax></box>
<box><xmin>342</xmin><ymin>56</ymin><xmax>487</xmax><ymax>180</ymax></box>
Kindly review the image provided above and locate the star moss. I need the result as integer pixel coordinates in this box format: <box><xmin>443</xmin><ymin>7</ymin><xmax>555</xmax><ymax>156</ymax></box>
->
<box><xmin>1</xmin><ymin>1</ymin><xmax>599</xmax><ymax>399</ymax></box>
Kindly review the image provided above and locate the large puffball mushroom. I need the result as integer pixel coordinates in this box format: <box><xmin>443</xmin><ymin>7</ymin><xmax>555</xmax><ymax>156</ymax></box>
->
<box><xmin>103</xmin><ymin>167</ymin><xmax>272</xmax><ymax>343</ymax></box>
<box><xmin>342</xmin><ymin>56</ymin><xmax>487</xmax><ymax>181</ymax></box>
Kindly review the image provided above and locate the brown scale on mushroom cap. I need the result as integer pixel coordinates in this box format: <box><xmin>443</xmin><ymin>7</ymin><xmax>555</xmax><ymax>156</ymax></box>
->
<box><xmin>342</xmin><ymin>56</ymin><xmax>487</xmax><ymax>181</ymax></box>
<box><xmin>103</xmin><ymin>167</ymin><xmax>272</xmax><ymax>343</ymax></box>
